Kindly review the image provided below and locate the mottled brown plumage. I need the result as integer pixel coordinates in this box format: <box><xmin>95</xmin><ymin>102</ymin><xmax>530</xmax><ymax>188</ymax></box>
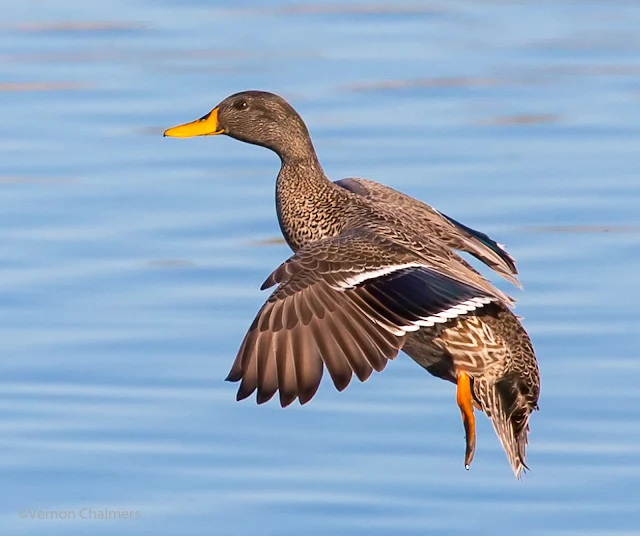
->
<box><xmin>403</xmin><ymin>303</ymin><xmax>539</xmax><ymax>476</ymax></box>
<box><xmin>164</xmin><ymin>90</ymin><xmax>540</xmax><ymax>478</ymax></box>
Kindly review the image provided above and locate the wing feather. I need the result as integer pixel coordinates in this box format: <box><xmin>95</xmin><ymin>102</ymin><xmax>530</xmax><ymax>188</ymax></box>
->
<box><xmin>336</xmin><ymin>177</ymin><xmax>520</xmax><ymax>287</ymax></box>
<box><xmin>229</xmin><ymin>230</ymin><xmax>504</xmax><ymax>406</ymax></box>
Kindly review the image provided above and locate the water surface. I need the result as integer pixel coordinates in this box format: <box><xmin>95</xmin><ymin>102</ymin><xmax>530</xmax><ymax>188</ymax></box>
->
<box><xmin>1</xmin><ymin>1</ymin><xmax>639</xmax><ymax>534</ymax></box>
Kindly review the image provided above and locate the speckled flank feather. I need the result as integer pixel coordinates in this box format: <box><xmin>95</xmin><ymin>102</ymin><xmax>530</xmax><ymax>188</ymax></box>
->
<box><xmin>402</xmin><ymin>303</ymin><xmax>539</xmax><ymax>476</ymax></box>
<box><xmin>168</xmin><ymin>90</ymin><xmax>540</xmax><ymax>478</ymax></box>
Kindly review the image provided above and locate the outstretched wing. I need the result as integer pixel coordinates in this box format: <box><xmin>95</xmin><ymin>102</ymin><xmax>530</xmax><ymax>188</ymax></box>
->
<box><xmin>438</xmin><ymin>212</ymin><xmax>517</xmax><ymax>282</ymax></box>
<box><xmin>226</xmin><ymin>229</ymin><xmax>501</xmax><ymax>407</ymax></box>
<box><xmin>335</xmin><ymin>177</ymin><xmax>520</xmax><ymax>287</ymax></box>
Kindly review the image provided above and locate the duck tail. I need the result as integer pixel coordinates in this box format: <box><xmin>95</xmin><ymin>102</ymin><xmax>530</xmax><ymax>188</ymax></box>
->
<box><xmin>474</xmin><ymin>376</ymin><xmax>533</xmax><ymax>479</ymax></box>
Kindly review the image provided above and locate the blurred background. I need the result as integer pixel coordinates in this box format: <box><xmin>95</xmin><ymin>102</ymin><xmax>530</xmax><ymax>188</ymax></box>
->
<box><xmin>1</xmin><ymin>0</ymin><xmax>639</xmax><ymax>534</ymax></box>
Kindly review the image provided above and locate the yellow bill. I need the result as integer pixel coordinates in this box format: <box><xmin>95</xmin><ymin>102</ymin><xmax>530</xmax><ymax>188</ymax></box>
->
<box><xmin>163</xmin><ymin>107</ymin><xmax>224</xmax><ymax>138</ymax></box>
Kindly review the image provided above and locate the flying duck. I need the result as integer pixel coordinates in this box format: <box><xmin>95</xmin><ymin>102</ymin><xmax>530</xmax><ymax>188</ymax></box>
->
<box><xmin>164</xmin><ymin>90</ymin><xmax>540</xmax><ymax>478</ymax></box>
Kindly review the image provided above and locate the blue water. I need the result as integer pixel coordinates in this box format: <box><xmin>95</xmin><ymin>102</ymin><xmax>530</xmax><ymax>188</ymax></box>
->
<box><xmin>1</xmin><ymin>1</ymin><xmax>639</xmax><ymax>534</ymax></box>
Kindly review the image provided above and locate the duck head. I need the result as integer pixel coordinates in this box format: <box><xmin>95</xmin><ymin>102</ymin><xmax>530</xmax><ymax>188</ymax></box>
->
<box><xmin>164</xmin><ymin>90</ymin><xmax>315</xmax><ymax>161</ymax></box>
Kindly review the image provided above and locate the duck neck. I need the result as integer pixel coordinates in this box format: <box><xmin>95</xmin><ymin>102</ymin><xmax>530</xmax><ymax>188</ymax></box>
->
<box><xmin>275</xmin><ymin>154</ymin><xmax>348</xmax><ymax>251</ymax></box>
<box><xmin>277</xmin><ymin>153</ymin><xmax>327</xmax><ymax>192</ymax></box>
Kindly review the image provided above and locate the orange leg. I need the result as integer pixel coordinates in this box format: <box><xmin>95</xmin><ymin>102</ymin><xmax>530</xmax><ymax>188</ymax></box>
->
<box><xmin>456</xmin><ymin>371</ymin><xmax>476</xmax><ymax>470</ymax></box>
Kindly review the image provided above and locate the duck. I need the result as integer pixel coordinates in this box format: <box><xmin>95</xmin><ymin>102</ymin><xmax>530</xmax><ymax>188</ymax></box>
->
<box><xmin>164</xmin><ymin>90</ymin><xmax>540</xmax><ymax>478</ymax></box>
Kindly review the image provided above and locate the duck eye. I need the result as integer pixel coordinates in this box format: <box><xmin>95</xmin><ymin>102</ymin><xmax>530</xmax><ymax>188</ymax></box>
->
<box><xmin>234</xmin><ymin>100</ymin><xmax>248</xmax><ymax>110</ymax></box>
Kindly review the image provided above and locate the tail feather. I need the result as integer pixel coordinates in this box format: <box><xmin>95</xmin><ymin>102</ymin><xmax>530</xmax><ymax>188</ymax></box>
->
<box><xmin>475</xmin><ymin>377</ymin><xmax>532</xmax><ymax>479</ymax></box>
